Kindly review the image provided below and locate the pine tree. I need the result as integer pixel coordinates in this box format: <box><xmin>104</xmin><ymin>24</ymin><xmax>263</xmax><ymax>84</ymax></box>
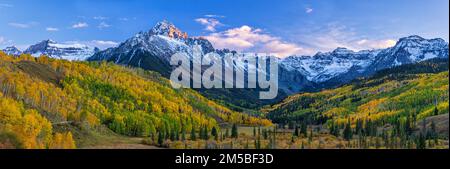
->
<box><xmin>405</xmin><ymin>115</ymin><xmax>413</xmax><ymax>135</ymax></box>
<box><xmin>262</xmin><ymin>129</ymin><xmax>268</xmax><ymax>140</ymax></box>
<box><xmin>157</xmin><ymin>131</ymin><xmax>164</xmax><ymax>146</ymax></box>
<box><xmin>231</xmin><ymin>124</ymin><xmax>238</xmax><ymax>138</ymax></box>
<box><xmin>330</xmin><ymin>121</ymin><xmax>340</xmax><ymax>137</ymax></box>
<box><xmin>256</xmin><ymin>136</ymin><xmax>261</xmax><ymax>149</ymax></box>
<box><xmin>175</xmin><ymin>129</ymin><xmax>180</xmax><ymax>141</ymax></box>
<box><xmin>355</xmin><ymin>119</ymin><xmax>363</xmax><ymax>136</ymax></box>
<box><xmin>204</xmin><ymin>126</ymin><xmax>209</xmax><ymax>140</ymax></box>
<box><xmin>190</xmin><ymin>128</ymin><xmax>196</xmax><ymax>141</ymax></box>
<box><xmin>343</xmin><ymin>120</ymin><xmax>353</xmax><ymax>141</ymax></box>
<box><xmin>300</xmin><ymin>123</ymin><xmax>307</xmax><ymax>137</ymax></box>
<box><xmin>170</xmin><ymin>129</ymin><xmax>175</xmax><ymax>141</ymax></box>
<box><xmin>294</xmin><ymin>126</ymin><xmax>299</xmax><ymax>137</ymax></box>
<box><xmin>211</xmin><ymin>126</ymin><xmax>218</xmax><ymax>141</ymax></box>
<box><xmin>181</xmin><ymin>127</ymin><xmax>186</xmax><ymax>141</ymax></box>
<box><xmin>416</xmin><ymin>133</ymin><xmax>426</xmax><ymax>149</ymax></box>
<box><xmin>430</xmin><ymin>120</ymin><xmax>438</xmax><ymax>145</ymax></box>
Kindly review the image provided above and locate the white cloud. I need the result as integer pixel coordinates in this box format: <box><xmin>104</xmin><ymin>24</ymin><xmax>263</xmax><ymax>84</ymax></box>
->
<box><xmin>93</xmin><ymin>16</ymin><xmax>108</xmax><ymax>20</ymax></box>
<box><xmin>72</xmin><ymin>22</ymin><xmax>89</xmax><ymax>29</ymax></box>
<box><xmin>62</xmin><ymin>40</ymin><xmax>118</xmax><ymax>50</ymax></box>
<box><xmin>46</xmin><ymin>27</ymin><xmax>59</xmax><ymax>32</ymax></box>
<box><xmin>98</xmin><ymin>22</ymin><xmax>111</xmax><ymax>29</ymax></box>
<box><xmin>91</xmin><ymin>40</ymin><xmax>118</xmax><ymax>47</ymax></box>
<box><xmin>119</xmin><ymin>17</ymin><xmax>137</xmax><ymax>22</ymax></box>
<box><xmin>195</xmin><ymin>18</ymin><xmax>223</xmax><ymax>32</ymax></box>
<box><xmin>305</xmin><ymin>8</ymin><xmax>313</xmax><ymax>14</ymax></box>
<box><xmin>355</xmin><ymin>39</ymin><xmax>396</xmax><ymax>49</ymax></box>
<box><xmin>0</xmin><ymin>36</ymin><xmax>14</xmax><ymax>47</ymax></box>
<box><xmin>204</xmin><ymin>14</ymin><xmax>225</xmax><ymax>18</ymax></box>
<box><xmin>119</xmin><ymin>18</ymin><xmax>129</xmax><ymax>21</ymax></box>
<box><xmin>295</xmin><ymin>22</ymin><xmax>398</xmax><ymax>53</ymax></box>
<box><xmin>8</xmin><ymin>22</ymin><xmax>30</xmax><ymax>28</ymax></box>
<box><xmin>202</xmin><ymin>25</ymin><xmax>312</xmax><ymax>57</ymax></box>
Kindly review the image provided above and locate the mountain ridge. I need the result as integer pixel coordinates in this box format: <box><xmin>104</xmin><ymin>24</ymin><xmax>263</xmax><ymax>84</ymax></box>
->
<box><xmin>3</xmin><ymin>21</ymin><xmax>449</xmax><ymax>109</ymax></box>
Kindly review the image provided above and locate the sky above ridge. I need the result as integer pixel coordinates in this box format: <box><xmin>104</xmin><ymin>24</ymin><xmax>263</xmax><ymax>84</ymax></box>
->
<box><xmin>0</xmin><ymin>0</ymin><xmax>449</xmax><ymax>57</ymax></box>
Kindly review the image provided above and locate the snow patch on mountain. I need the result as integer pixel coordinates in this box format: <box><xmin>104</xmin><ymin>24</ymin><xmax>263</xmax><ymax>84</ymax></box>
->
<box><xmin>1</xmin><ymin>46</ymin><xmax>22</xmax><ymax>56</ymax></box>
<box><xmin>280</xmin><ymin>36</ymin><xmax>448</xmax><ymax>83</ymax></box>
<box><xmin>23</xmin><ymin>40</ymin><xmax>98</xmax><ymax>61</ymax></box>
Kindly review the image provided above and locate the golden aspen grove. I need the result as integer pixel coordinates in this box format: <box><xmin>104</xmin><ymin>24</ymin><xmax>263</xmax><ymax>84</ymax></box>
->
<box><xmin>0</xmin><ymin>52</ymin><xmax>271</xmax><ymax>149</ymax></box>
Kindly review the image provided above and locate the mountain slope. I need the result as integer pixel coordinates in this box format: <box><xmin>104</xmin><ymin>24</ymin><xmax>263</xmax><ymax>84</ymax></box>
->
<box><xmin>0</xmin><ymin>52</ymin><xmax>271</xmax><ymax>148</ymax></box>
<box><xmin>264</xmin><ymin>58</ymin><xmax>449</xmax><ymax>129</ymax></box>
<box><xmin>282</xmin><ymin>36</ymin><xmax>449</xmax><ymax>91</ymax></box>
<box><xmin>89</xmin><ymin>21</ymin><xmax>287</xmax><ymax>109</ymax></box>
<box><xmin>87</xmin><ymin>21</ymin><xmax>448</xmax><ymax>110</ymax></box>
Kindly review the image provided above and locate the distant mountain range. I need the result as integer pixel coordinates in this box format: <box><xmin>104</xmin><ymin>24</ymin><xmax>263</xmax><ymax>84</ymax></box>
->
<box><xmin>280</xmin><ymin>35</ymin><xmax>449</xmax><ymax>93</ymax></box>
<box><xmin>2</xmin><ymin>40</ymin><xmax>99</xmax><ymax>61</ymax></box>
<box><xmin>2</xmin><ymin>20</ymin><xmax>449</xmax><ymax>108</ymax></box>
<box><xmin>87</xmin><ymin>21</ymin><xmax>449</xmax><ymax>94</ymax></box>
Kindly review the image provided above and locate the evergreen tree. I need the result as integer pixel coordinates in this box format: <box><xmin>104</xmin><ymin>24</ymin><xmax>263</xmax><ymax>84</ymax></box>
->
<box><xmin>343</xmin><ymin>120</ymin><xmax>353</xmax><ymax>141</ymax></box>
<box><xmin>262</xmin><ymin>129</ymin><xmax>268</xmax><ymax>139</ymax></box>
<box><xmin>330</xmin><ymin>121</ymin><xmax>340</xmax><ymax>137</ymax></box>
<box><xmin>231</xmin><ymin>124</ymin><xmax>238</xmax><ymax>138</ymax></box>
<box><xmin>157</xmin><ymin>131</ymin><xmax>164</xmax><ymax>146</ymax></box>
<box><xmin>288</xmin><ymin>121</ymin><xmax>295</xmax><ymax>129</ymax></box>
<box><xmin>355</xmin><ymin>119</ymin><xmax>363</xmax><ymax>136</ymax></box>
<box><xmin>256</xmin><ymin>136</ymin><xmax>261</xmax><ymax>149</ymax></box>
<box><xmin>294</xmin><ymin>126</ymin><xmax>299</xmax><ymax>137</ymax></box>
<box><xmin>300</xmin><ymin>123</ymin><xmax>307</xmax><ymax>137</ymax></box>
<box><xmin>416</xmin><ymin>133</ymin><xmax>426</xmax><ymax>149</ymax></box>
<box><xmin>170</xmin><ymin>128</ymin><xmax>175</xmax><ymax>141</ymax></box>
<box><xmin>190</xmin><ymin>128</ymin><xmax>196</xmax><ymax>141</ymax></box>
<box><xmin>204</xmin><ymin>126</ymin><xmax>209</xmax><ymax>140</ymax></box>
<box><xmin>211</xmin><ymin>126</ymin><xmax>218</xmax><ymax>141</ymax></box>
<box><xmin>430</xmin><ymin>120</ymin><xmax>438</xmax><ymax>145</ymax></box>
<box><xmin>181</xmin><ymin>126</ymin><xmax>186</xmax><ymax>141</ymax></box>
<box><xmin>405</xmin><ymin>115</ymin><xmax>413</xmax><ymax>135</ymax></box>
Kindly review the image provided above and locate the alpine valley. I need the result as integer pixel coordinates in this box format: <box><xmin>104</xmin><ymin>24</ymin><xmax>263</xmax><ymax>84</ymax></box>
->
<box><xmin>1</xmin><ymin>20</ymin><xmax>448</xmax><ymax>149</ymax></box>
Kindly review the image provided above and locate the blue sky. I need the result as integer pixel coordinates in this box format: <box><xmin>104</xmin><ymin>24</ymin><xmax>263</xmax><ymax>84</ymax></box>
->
<box><xmin>1</xmin><ymin>0</ymin><xmax>448</xmax><ymax>56</ymax></box>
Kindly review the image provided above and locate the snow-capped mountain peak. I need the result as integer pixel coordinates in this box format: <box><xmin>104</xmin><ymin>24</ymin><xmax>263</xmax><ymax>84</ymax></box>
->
<box><xmin>88</xmin><ymin>21</ymin><xmax>448</xmax><ymax>94</ymax></box>
<box><xmin>23</xmin><ymin>40</ymin><xmax>97</xmax><ymax>61</ymax></box>
<box><xmin>149</xmin><ymin>20</ymin><xmax>188</xmax><ymax>39</ymax></box>
<box><xmin>281</xmin><ymin>35</ymin><xmax>448</xmax><ymax>84</ymax></box>
<box><xmin>1</xmin><ymin>46</ymin><xmax>22</xmax><ymax>56</ymax></box>
<box><xmin>331</xmin><ymin>47</ymin><xmax>354</xmax><ymax>55</ymax></box>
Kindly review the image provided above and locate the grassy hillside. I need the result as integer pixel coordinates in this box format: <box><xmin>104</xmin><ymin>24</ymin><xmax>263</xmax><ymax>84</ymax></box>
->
<box><xmin>0</xmin><ymin>52</ymin><xmax>271</xmax><ymax>149</ymax></box>
<box><xmin>263</xmin><ymin>59</ymin><xmax>449</xmax><ymax>148</ymax></box>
